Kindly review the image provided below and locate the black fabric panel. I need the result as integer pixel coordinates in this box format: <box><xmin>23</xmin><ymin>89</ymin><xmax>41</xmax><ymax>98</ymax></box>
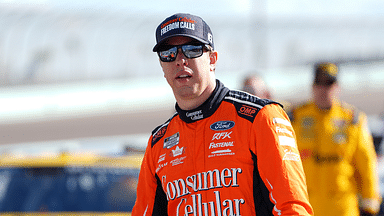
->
<box><xmin>251</xmin><ymin>150</ymin><xmax>274</xmax><ymax>216</ymax></box>
<box><xmin>152</xmin><ymin>174</ymin><xmax>168</xmax><ymax>216</ymax></box>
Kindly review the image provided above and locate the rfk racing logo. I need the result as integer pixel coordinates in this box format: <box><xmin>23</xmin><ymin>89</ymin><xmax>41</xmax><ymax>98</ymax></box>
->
<box><xmin>212</xmin><ymin>131</ymin><xmax>232</xmax><ymax>140</ymax></box>
<box><xmin>162</xmin><ymin>168</ymin><xmax>245</xmax><ymax>216</ymax></box>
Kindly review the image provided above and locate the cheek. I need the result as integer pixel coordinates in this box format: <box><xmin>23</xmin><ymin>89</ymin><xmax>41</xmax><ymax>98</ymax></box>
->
<box><xmin>160</xmin><ymin>63</ymin><xmax>170</xmax><ymax>77</ymax></box>
<box><xmin>194</xmin><ymin>55</ymin><xmax>211</xmax><ymax>72</ymax></box>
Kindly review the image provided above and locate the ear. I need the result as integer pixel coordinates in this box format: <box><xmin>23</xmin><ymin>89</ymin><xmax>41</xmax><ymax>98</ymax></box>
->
<box><xmin>209</xmin><ymin>51</ymin><xmax>218</xmax><ymax>71</ymax></box>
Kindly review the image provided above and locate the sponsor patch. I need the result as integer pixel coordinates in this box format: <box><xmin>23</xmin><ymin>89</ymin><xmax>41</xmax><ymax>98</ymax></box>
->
<box><xmin>152</xmin><ymin>126</ymin><xmax>167</xmax><ymax>144</ymax></box>
<box><xmin>283</xmin><ymin>149</ymin><xmax>300</xmax><ymax>161</ymax></box>
<box><xmin>301</xmin><ymin>117</ymin><xmax>314</xmax><ymax>128</ymax></box>
<box><xmin>209</xmin><ymin>141</ymin><xmax>234</xmax><ymax>149</ymax></box>
<box><xmin>163</xmin><ymin>132</ymin><xmax>180</xmax><ymax>149</ymax></box>
<box><xmin>186</xmin><ymin>110</ymin><xmax>203</xmax><ymax>121</ymax></box>
<box><xmin>332</xmin><ymin>118</ymin><xmax>347</xmax><ymax>129</ymax></box>
<box><xmin>276</xmin><ymin>126</ymin><xmax>293</xmax><ymax>136</ymax></box>
<box><xmin>158</xmin><ymin>153</ymin><xmax>166</xmax><ymax>163</ymax></box>
<box><xmin>212</xmin><ymin>131</ymin><xmax>232</xmax><ymax>140</ymax></box>
<box><xmin>208</xmin><ymin>149</ymin><xmax>235</xmax><ymax>158</ymax></box>
<box><xmin>238</xmin><ymin>105</ymin><xmax>257</xmax><ymax>118</ymax></box>
<box><xmin>210</xmin><ymin>121</ymin><xmax>235</xmax><ymax>131</ymax></box>
<box><xmin>171</xmin><ymin>146</ymin><xmax>185</xmax><ymax>157</ymax></box>
<box><xmin>156</xmin><ymin>162</ymin><xmax>168</xmax><ymax>173</ymax></box>
<box><xmin>273</xmin><ymin>117</ymin><xmax>292</xmax><ymax>127</ymax></box>
<box><xmin>299</xmin><ymin>149</ymin><xmax>313</xmax><ymax>160</ymax></box>
<box><xmin>278</xmin><ymin>135</ymin><xmax>296</xmax><ymax>148</ymax></box>
<box><xmin>333</xmin><ymin>132</ymin><xmax>347</xmax><ymax>144</ymax></box>
<box><xmin>160</xmin><ymin>17</ymin><xmax>197</xmax><ymax>36</ymax></box>
<box><xmin>170</xmin><ymin>156</ymin><xmax>187</xmax><ymax>166</ymax></box>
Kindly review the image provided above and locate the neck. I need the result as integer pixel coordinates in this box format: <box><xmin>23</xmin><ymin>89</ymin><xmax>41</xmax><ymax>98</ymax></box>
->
<box><xmin>176</xmin><ymin>87</ymin><xmax>215</xmax><ymax>110</ymax></box>
<box><xmin>176</xmin><ymin>80</ymin><xmax>217</xmax><ymax>111</ymax></box>
<box><xmin>315</xmin><ymin>99</ymin><xmax>336</xmax><ymax>110</ymax></box>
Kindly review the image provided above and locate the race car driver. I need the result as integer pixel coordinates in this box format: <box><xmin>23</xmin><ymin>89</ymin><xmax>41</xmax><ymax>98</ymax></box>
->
<box><xmin>132</xmin><ymin>13</ymin><xmax>313</xmax><ymax>216</ymax></box>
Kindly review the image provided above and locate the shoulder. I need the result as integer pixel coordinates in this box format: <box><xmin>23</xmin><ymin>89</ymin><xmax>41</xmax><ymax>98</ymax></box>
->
<box><xmin>339</xmin><ymin>101</ymin><xmax>363</xmax><ymax>124</ymax></box>
<box><xmin>286</xmin><ymin>101</ymin><xmax>313</xmax><ymax>122</ymax></box>
<box><xmin>150</xmin><ymin>112</ymin><xmax>178</xmax><ymax>147</ymax></box>
<box><xmin>223</xmin><ymin>90</ymin><xmax>282</xmax><ymax>122</ymax></box>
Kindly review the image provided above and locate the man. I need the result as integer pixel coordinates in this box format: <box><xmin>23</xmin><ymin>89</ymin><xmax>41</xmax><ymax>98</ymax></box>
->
<box><xmin>132</xmin><ymin>13</ymin><xmax>313</xmax><ymax>216</ymax></box>
<box><xmin>242</xmin><ymin>74</ymin><xmax>272</xmax><ymax>99</ymax></box>
<box><xmin>288</xmin><ymin>62</ymin><xmax>382</xmax><ymax>216</ymax></box>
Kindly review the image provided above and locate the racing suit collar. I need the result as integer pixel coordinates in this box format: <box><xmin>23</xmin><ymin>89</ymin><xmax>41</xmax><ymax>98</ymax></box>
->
<box><xmin>176</xmin><ymin>79</ymin><xmax>230</xmax><ymax>123</ymax></box>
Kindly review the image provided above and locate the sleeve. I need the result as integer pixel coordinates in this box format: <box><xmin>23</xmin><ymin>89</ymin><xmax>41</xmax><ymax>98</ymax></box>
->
<box><xmin>132</xmin><ymin>137</ymin><xmax>167</xmax><ymax>216</ymax></box>
<box><xmin>353</xmin><ymin>112</ymin><xmax>382</xmax><ymax>214</ymax></box>
<box><xmin>254</xmin><ymin>103</ymin><xmax>314</xmax><ymax>216</ymax></box>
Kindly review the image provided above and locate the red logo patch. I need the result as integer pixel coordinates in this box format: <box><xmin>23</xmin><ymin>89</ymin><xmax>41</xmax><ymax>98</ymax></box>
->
<box><xmin>152</xmin><ymin>126</ymin><xmax>167</xmax><ymax>143</ymax></box>
<box><xmin>238</xmin><ymin>105</ymin><xmax>257</xmax><ymax>118</ymax></box>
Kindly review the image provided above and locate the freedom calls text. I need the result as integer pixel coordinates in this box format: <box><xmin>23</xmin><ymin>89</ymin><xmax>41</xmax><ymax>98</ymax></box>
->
<box><xmin>162</xmin><ymin>167</ymin><xmax>246</xmax><ymax>216</ymax></box>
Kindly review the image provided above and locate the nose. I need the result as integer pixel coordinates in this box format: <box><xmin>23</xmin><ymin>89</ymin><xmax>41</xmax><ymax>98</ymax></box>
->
<box><xmin>175</xmin><ymin>48</ymin><xmax>188</xmax><ymax>66</ymax></box>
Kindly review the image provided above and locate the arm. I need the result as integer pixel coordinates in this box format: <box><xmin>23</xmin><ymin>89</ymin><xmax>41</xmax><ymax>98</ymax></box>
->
<box><xmin>353</xmin><ymin>113</ymin><xmax>382</xmax><ymax>215</ymax></box>
<box><xmin>132</xmin><ymin>138</ymin><xmax>168</xmax><ymax>216</ymax></box>
<box><xmin>254</xmin><ymin>104</ymin><xmax>313</xmax><ymax>215</ymax></box>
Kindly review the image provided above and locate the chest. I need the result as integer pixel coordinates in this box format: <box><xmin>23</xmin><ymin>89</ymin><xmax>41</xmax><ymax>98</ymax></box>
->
<box><xmin>153</xmin><ymin>115</ymin><xmax>255</xmax><ymax>188</ymax></box>
<box><xmin>295</xmin><ymin>111</ymin><xmax>358</xmax><ymax>161</ymax></box>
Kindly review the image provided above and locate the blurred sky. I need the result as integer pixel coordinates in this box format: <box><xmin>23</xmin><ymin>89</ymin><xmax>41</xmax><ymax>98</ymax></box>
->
<box><xmin>1</xmin><ymin>0</ymin><xmax>383</xmax><ymax>17</ymax></box>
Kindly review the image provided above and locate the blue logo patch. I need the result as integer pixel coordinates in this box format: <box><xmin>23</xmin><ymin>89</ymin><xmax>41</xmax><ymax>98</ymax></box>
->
<box><xmin>210</xmin><ymin>121</ymin><xmax>235</xmax><ymax>131</ymax></box>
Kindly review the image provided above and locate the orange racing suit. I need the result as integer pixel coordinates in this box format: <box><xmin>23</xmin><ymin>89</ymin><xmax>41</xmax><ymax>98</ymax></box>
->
<box><xmin>132</xmin><ymin>80</ymin><xmax>313</xmax><ymax>216</ymax></box>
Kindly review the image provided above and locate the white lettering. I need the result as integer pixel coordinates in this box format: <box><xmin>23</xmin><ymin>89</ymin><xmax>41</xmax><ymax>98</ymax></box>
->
<box><xmin>167</xmin><ymin>181</ymin><xmax>177</xmax><ymax>200</ymax></box>
<box><xmin>180</xmin><ymin>22</ymin><xmax>195</xmax><ymax>30</ymax></box>
<box><xmin>221</xmin><ymin>168</ymin><xmax>232</xmax><ymax>187</ymax></box>
<box><xmin>164</xmin><ymin>168</ymin><xmax>242</xmax><ymax>200</ymax></box>
<box><xmin>176</xmin><ymin>191</ymin><xmax>245</xmax><ymax>216</ymax></box>
<box><xmin>231</xmin><ymin>168</ymin><xmax>241</xmax><ymax>187</ymax></box>
<box><xmin>278</xmin><ymin>135</ymin><xmax>297</xmax><ymax>148</ymax></box>
<box><xmin>223</xmin><ymin>199</ymin><xmax>234</xmax><ymax>216</ymax></box>
<box><xmin>186</xmin><ymin>175</ymin><xmax>197</xmax><ymax>192</ymax></box>
<box><xmin>176</xmin><ymin>198</ymin><xmax>187</xmax><ymax>216</ymax></box>
<box><xmin>273</xmin><ymin>117</ymin><xmax>292</xmax><ymax>127</ymax></box>
<box><xmin>161</xmin><ymin>22</ymin><xmax>180</xmax><ymax>35</ymax></box>
<box><xmin>212</xmin><ymin>132</ymin><xmax>232</xmax><ymax>141</ymax></box>
<box><xmin>186</xmin><ymin>110</ymin><xmax>202</xmax><ymax>117</ymax></box>
<box><xmin>234</xmin><ymin>199</ymin><xmax>245</xmax><ymax>215</ymax></box>
<box><xmin>276</xmin><ymin>126</ymin><xmax>293</xmax><ymax>136</ymax></box>
<box><xmin>173</xmin><ymin>178</ymin><xmax>190</xmax><ymax>198</ymax></box>
<box><xmin>209</xmin><ymin>141</ymin><xmax>234</xmax><ymax>149</ymax></box>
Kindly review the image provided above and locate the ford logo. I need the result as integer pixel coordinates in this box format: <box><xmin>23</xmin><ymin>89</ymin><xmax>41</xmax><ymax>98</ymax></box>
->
<box><xmin>210</xmin><ymin>121</ymin><xmax>235</xmax><ymax>131</ymax></box>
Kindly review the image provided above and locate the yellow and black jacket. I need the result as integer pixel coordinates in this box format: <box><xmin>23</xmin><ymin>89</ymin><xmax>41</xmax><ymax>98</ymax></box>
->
<box><xmin>289</xmin><ymin>100</ymin><xmax>381</xmax><ymax>216</ymax></box>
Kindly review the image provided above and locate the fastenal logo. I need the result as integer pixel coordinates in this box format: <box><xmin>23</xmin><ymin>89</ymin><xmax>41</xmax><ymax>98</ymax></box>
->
<box><xmin>209</xmin><ymin>141</ymin><xmax>234</xmax><ymax>149</ymax></box>
<box><xmin>210</xmin><ymin>121</ymin><xmax>235</xmax><ymax>131</ymax></box>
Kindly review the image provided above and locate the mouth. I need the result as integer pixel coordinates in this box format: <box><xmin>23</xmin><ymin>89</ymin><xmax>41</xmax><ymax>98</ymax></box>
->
<box><xmin>176</xmin><ymin>70</ymin><xmax>192</xmax><ymax>80</ymax></box>
<box><xmin>177</xmin><ymin>74</ymin><xmax>192</xmax><ymax>79</ymax></box>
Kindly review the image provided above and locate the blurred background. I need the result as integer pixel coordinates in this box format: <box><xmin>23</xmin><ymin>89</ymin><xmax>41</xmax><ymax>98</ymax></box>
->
<box><xmin>0</xmin><ymin>0</ymin><xmax>383</xmax><ymax>214</ymax></box>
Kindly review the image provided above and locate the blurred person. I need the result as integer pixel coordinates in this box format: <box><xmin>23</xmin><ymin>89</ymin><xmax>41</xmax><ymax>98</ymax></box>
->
<box><xmin>242</xmin><ymin>73</ymin><xmax>273</xmax><ymax>99</ymax></box>
<box><xmin>288</xmin><ymin>62</ymin><xmax>382</xmax><ymax>216</ymax></box>
<box><xmin>132</xmin><ymin>13</ymin><xmax>313</xmax><ymax>216</ymax></box>
<box><xmin>241</xmin><ymin>73</ymin><xmax>292</xmax><ymax>111</ymax></box>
